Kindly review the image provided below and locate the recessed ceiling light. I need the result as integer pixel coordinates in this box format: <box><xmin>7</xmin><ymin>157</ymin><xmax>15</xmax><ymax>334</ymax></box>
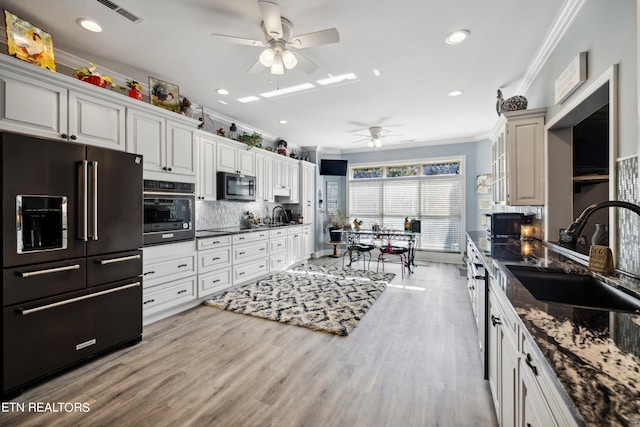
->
<box><xmin>216</xmin><ymin>88</ymin><xmax>229</xmax><ymax>95</ymax></box>
<box><xmin>448</xmin><ymin>90</ymin><xmax>464</xmax><ymax>97</ymax></box>
<box><xmin>77</xmin><ymin>18</ymin><xmax>102</xmax><ymax>33</ymax></box>
<box><xmin>279</xmin><ymin>120</ymin><xmax>288</xmax><ymax>124</ymax></box>
<box><xmin>445</xmin><ymin>30</ymin><xmax>469</xmax><ymax>45</ymax></box>
<box><xmin>373</xmin><ymin>69</ymin><xmax>381</xmax><ymax>77</ymax></box>
<box><xmin>218</xmin><ymin>100</ymin><xmax>228</xmax><ymax>105</ymax></box>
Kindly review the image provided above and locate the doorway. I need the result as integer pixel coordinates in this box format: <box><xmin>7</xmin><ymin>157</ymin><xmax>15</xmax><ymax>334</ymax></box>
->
<box><xmin>545</xmin><ymin>66</ymin><xmax>617</xmax><ymax>254</ymax></box>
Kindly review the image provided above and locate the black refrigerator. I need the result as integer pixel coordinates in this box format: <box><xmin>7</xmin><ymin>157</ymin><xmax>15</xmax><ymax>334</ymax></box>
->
<box><xmin>1</xmin><ymin>132</ymin><xmax>143</xmax><ymax>398</ymax></box>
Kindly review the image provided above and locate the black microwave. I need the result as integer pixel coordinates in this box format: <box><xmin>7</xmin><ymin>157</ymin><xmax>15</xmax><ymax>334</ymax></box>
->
<box><xmin>486</xmin><ymin>213</ymin><xmax>524</xmax><ymax>238</ymax></box>
<box><xmin>217</xmin><ymin>172</ymin><xmax>256</xmax><ymax>201</ymax></box>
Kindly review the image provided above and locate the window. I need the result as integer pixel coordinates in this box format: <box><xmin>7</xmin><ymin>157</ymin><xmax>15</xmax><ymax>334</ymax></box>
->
<box><xmin>349</xmin><ymin>159</ymin><xmax>463</xmax><ymax>252</ymax></box>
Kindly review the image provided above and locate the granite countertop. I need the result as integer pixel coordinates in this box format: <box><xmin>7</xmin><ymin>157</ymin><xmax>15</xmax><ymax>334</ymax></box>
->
<box><xmin>467</xmin><ymin>231</ymin><xmax>640</xmax><ymax>426</ymax></box>
<box><xmin>196</xmin><ymin>223</ymin><xmax>311</xmax><ymax>239</ymax></box>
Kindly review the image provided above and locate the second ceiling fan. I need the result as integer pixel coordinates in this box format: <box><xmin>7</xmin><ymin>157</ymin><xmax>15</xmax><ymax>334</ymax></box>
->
<box><xmin>352</xmin><ymin>127</ymin><xmax>401</xmax><ymax>148</ymax></box>
<box><xmin>211</xmin><ymin>1</ymin><xmax>340</xmax><ymax>74</ymax></box>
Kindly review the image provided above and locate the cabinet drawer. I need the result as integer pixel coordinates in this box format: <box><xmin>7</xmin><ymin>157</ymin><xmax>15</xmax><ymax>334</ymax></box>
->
<box><xmin>142</xmin><ymin>277</ymin><xmax>196</xmax><ymax>315</ymax></box>
<box><xmin>198</xmin><ymin>247</ymin><xmax>232</xmax><ymax>273</ymax></box>
<box><xmin>233</xmin><ymin>241</ymin><xmax>269</xmax><ymax>263</ymax></box>
<box><xmin>270</xmin><ymin>253</ymin><xmax>287</xmax><ymax>271</ymax></box>
<box><xmin>233</xmin><ymin>231</ymin><xmax>269</xmax><ymax>244</ymax></box>
<box><xmin>287</xmin><ymin>226</ymin><xmax>303</xmax><ymax>235</ymax></box>
<box><xmin>142</xmin><ymin>253</ymin><xmax>196</xmax><ymax>287</ymax></box>
<box><xmin>87</xmin><ymin>250</ymin><xmax>142</xmax><ymax>287</ymax></box>
<box><xmin>234</xmin><ymin>260</ymin><xmax>268</xmax><ymax>284</ymax></box>
<box><xmin>270</xmin><ymin>236</ymin><xmax>287</xmax><ymax>254</ymax></box>
<box><xmin>197</xmin><ymin>235</ymin><xmax>232</xmax><ymax>250</ymax></box>
<box><xmin>269</xmin><ymin>228</ymin><xmax>287</xmax><ymax>238</ymax></box>
<box><xmin>3</xmin><ymin>280</ymin><xmax>141</xmax><ymax>393</ymax></box>
<box><xmin>198</xmin><ymin>268</ymin><xmax>232</xmax><ymax>298</ymax></box>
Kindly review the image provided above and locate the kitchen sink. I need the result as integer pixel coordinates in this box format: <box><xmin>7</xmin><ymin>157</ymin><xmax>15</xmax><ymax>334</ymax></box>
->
<box><xmin>506</xmin><ymin>265</ymin><xmax>640</xmax><ymax>313</ymax></box>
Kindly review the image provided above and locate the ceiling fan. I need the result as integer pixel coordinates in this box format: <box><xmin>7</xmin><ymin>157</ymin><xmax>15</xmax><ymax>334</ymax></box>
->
<box><xmin>211</xmin><ymin>1</ymin><xmax>340</xmax><ymax>75</ymax></box>
<box><xmin>352</xmin><ymin>127</ymin><xmax>401</xmax><ymax>148</ymax></box>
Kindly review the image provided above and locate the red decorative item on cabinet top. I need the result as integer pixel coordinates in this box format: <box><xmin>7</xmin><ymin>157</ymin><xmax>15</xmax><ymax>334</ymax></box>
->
<box><xmin>78</xmin><ymin>75</ymin><xmax>107</xmax><ymax>88</ymax></box>
<box><xmin>128</xmin><ymin>88</ymin><xmax>144</xmax><ymax>101</ymax></box>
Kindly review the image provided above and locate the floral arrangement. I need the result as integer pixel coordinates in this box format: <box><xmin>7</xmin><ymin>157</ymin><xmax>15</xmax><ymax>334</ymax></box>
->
<box><xmin>73</xmin><ymin>62</ymin><xmax>115</xmax><ymax>88</ymax></box>
<box><xmin>126</xmin><ymin>80</ymin><xmax>143</xmax><ymax>90</ymax></box>
<box><xmin>238</xmin><ymin>132</ymin><xmax>263</xmax><ymax>148</ymax></box>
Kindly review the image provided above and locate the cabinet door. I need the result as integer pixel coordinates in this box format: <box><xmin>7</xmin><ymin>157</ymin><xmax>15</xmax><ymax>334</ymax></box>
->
<box><xmin>500</xmin><ymin>329</ymin><xmax>518</xmax><ymax>427</ymax></box>
<box><xmin>126</xmin><ymin>108</ymin><xmax>165</xmax><ymax>172</ymax></box>
<box><xmin>255</xmin><ymin>153</ymin><xmax>266</xmax><ymax>202</ymax></box>
<box><xmin>488</xmin><ymin>291</ymin><xmax>501</xmax><ymax>415</ymax></box>
<box><xmin>198</xmin><ymin>136</ymin><xmax>216</xmax><ymax>200</ymax></box>
<box><xmin>520</xmin><ymin>361</ymin><xmax>558</xmax><ymax>427</ymax></box>
<box><xmin>166</xmin><ymin>120</ymin><xmax>196</xmax><ymax>176</ymax></box>
<box><xmin>264</xmin><ymin>155</ymin><xmax>275</xmax><ymax>202</ymax></box>
<box><xmin>237</xmin><ymin>148</ymin><xmax>255</xmax><ymax>175</ymax></box>
<box><xmin>274</xmin><ymin>158</ymin><xmax>290</xmax><ymax>190</ymax></box>
<box><xmin>302</xmin><ymin>164</ymin><xmax>316</xmax><ymax>204</ymax></box>
<box><xmin>506</xmin><ymin>113</ymin><xmax>545</xmax><ymax>205</ymax></box>
<box><xmin>289</xmin><ymin>162</ymin><xmax>300</xmax><ymax>203</ymax></box>
<box><xmin>0</xmin><ymin>70</ymin><xmax>68</xmax><ymax>140</ymax></box>
<box><xmin>68</xmin><ymin>91</ymin><xmax>125</xmax><ymax>150</ymax></box>
<box><xmin>216</xmin><ymin>143</ymin><xmax>237</xmax><ymax>173</ymax></box>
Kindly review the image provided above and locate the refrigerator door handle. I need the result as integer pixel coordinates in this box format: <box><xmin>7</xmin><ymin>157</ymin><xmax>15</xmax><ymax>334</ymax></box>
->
<box><xmin>89</xmin><ymin>161</ymin><xmax>99</xmax><ymax>241</ymax></box>
<box><xmin>78</xmin><ymin>161</ymin><xmax>88</xmax><ymax>241</ymax></box>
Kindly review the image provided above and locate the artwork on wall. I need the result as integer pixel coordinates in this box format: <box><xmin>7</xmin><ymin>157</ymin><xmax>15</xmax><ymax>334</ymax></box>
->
<box><xmin>326</xmin><ymin>181</ymin><xmax>339</xmax><ymax>214</ymax></box>
<box><xmin>476</xmin><ymin>174</ymin><xmax>491</xmax><ymax>194</ymax></box>
<box><xmin>4</xmin><ymin>10</ymin><xmax>56</xmax><ymax>71</ymax></box>
<box><xmin>149</xmin><ymin>77</ymin><xmax>180</xmax><ymax>113</ymax></box>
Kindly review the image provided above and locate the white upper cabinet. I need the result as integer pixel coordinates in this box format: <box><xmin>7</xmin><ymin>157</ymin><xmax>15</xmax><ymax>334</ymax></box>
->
<box><xmin>197</xmin><ymin>132</ymin><xmax>217</xmax><ymax>201</ymax></box>
<box><xmin>289</xmin><ymin>162</ymin><xmax>300</xmax><ymax>203</ymax></box>
<box><xmin>255</xmin><ymin>152</ymin><xmax>275</xmax><ymax>203</ymax></box>
<box><xmin>126</xmin><ymin>107</ymin><xmax>197</xmax><ymax>178</ymax></box>
<box><xmin>492</xmin><ymin>108</ymin><xmax>546</xmax><ymax>205</ymax></box>
<box><xmin>216</xmin><ymin>140</ymin><xmax>255</xmax><ymax>175</ymax></box>
<box><xmin>0</xmin><ymin>64</ymin><xmax>125</xmax><ymax>150</ymax></box>
<box><xmin>301</xmin><ymin>163</ymin><xmax>316</xmax><ymax>205</ymax></box>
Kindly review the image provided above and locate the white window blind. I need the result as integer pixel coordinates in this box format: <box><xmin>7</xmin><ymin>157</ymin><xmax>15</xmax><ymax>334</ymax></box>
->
<box><xmin>348</xmin><ymin>161</ymin><xmax>463</xmax><ymax>253</ymax></box>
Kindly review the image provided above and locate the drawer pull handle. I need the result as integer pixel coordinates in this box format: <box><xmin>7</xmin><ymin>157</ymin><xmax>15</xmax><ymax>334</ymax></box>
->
<box><xmin>239</xmin><ymin>251</ymin><xmax>246</xmax><ymax>255</ymax></box>
<box><xmin>20</xmin><ymin>282</ymin><xmax>141</xmax><ymax>315</ymax></box>
<box><xmin>177</xmin><ymin>264</ymin><xmax>188</xmax><ymax>268</ymax></box>
<box><xmin>239</xmin><ymin>272</ymin><xmax>245</xmax><ymax>276</ymax></box>
<box><xmin>524</xmin><ymin>353</ymin><xmax>538</xmax><ymax>376</ymax></box>
<box><xmin>260</xmin><ymin>248</ymin><xmax>265</xmax><ymax>251</ymax></box>
<box><xmin>143</xmin><ymin>271</ymin><xmax>156</xmax><ymax>276</ymax></box>
<box><xmin>143</xmin><ymin>298</ymin><xmax>156</xmax><ymax>305</ymax></box>
<box><xmin>212</xmin><ymin>241</ymin><xmax>221</xmax><ymax>244</ymax></box>
<box><xmin>474</xmin><ymin>275</ymin><xmax>484</xmax><ymax>280</ymax></box>
<box><xmin>100</xmin><ymin>254</ymin><xmax>141</xmax><ymax>265</ymax></box>
<box><xmin>238</xmin><ymin>237</ymin><xmax>245</xmax><ymax>241</ymax></box>
<box><xmin>177</xmin><ymin>289</ymin><xmax>188</xmax><ymax>295</ymax></box>
<box><xmin>212</xmin><ymin>279</ymin><xmax>220</xmax><ymax>283</ymax></box>
<box><xmin>211</xmin><ymin>257</ymin><xmax>221</xmax><ymax>261</ymax></box>
<box><xmin>19</xmin><ymin>264</ymin><xmax>81</xmax><ymax>278</ymax></box>
<box><xmin>491</xmin><ymin>314</ymin><xmax>502</xmax><ymax>327</ymax></box>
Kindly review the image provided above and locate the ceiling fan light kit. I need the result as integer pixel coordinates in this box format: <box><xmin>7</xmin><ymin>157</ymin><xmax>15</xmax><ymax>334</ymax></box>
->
<box><xmin>212</xmin><ymin>0</ymin><xmax>339</xmax><ymax>75</ymax></box>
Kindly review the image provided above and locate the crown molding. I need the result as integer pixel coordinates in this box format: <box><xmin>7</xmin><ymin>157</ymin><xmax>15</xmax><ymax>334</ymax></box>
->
<box><xmin>517</xmin><ymin>0</ymin><xmax>588</xmax><ymax>96</ymax></box>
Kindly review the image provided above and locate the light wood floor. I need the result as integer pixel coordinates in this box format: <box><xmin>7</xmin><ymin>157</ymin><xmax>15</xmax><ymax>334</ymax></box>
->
<box><xmin>1</xmin><ymin>258</ymin><xmax>498</xmax><ymax>427</ymax></box>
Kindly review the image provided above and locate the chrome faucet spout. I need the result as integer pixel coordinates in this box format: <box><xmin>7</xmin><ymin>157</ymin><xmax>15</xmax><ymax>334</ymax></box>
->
<box><xmin>566</xmin><ymin>200</ymin><xmax>640</xmax><ymax>238</ymax></box>
<box><xmin>272</xmin><ymin>205</ymin><xmax>288</xmax><ymax>225</ymax></box>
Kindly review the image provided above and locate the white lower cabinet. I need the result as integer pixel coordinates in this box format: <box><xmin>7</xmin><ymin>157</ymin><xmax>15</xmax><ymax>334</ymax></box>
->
<box><xmin>142</xmin><ymin>241</ymin><xmax>198</xmax><ymax>324</ymax></box>
<box><xmin>232</xmin><ymin>231</ymin><xmax>269</xmax><ymax>285</ymax></box>
<box><xmin>488</xmin><ymin>277</ymin><xmax>579</xmax><ymax>427</ymax></box>
<box><xmin>197</xmin><ymin>235</ymin><xmax>232</xmax><ymax>298</ymax></box>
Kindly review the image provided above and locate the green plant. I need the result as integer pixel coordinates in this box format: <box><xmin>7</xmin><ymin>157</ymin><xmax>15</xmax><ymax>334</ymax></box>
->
<box><xmin>322</xmin><ymin>209</ymin><xmax>349</xmax><ymax>233</ymax></box>
<box><xmin>126</xmin><ymin>80</ymin><xmax>143</xmax><ymax>90</ymax></box>
<box><xmin>238</xmin><ymin>132</ymin><xmax>262</xmax><ymax>148</ymax></box>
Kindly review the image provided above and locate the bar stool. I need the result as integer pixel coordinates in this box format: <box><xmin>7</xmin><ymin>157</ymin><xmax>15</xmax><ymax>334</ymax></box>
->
<box><xmin>377</xmin><ymin>238</ymin><xmax>409</xmax><ymax>278</ymax></box>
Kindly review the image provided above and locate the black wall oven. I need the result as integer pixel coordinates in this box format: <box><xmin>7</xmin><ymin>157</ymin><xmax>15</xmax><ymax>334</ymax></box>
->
<box><xmin>143</xmin><ymin>180</ymin><xmax>195</xmax><ymax>245</ymax></box>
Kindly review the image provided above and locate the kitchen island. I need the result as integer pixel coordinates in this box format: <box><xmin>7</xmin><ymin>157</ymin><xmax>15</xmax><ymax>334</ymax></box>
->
<box><xmin>467</xmin><ymin>231</ymin><xmax>640</xmax><ymax>426</ymax></box>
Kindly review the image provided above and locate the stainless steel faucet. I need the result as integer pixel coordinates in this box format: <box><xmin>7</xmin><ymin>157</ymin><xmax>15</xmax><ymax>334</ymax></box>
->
<box><xmin>272</xmin><ymin>205</ymin><xmax>288</xmax><ymax>225</ymax></box>
<box><xmin>566</xmin><ymin>200</ymin><xmax>640</xmax><ymax>237</ymax></box>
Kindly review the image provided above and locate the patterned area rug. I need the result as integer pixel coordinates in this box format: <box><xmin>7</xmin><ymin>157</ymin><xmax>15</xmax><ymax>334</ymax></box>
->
<box><xmin>204</xmin><ymin>264</ymin><xmax>394</xmax><ymax>336</ymax></box>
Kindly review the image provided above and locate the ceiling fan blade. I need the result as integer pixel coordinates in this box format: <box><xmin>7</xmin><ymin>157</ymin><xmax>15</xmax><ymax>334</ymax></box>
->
<box><xmin>290</xmin><ymin>28</ymin><xmax>339</xmax><ymax>49</ymax></box>
<box><xmin>351</xmin><ymin>138</ymin><xmax>370</xmax><ymax>144</ymax></box>
<box><xmin>293</xmin><ymin>51</ymin><xmax>319</xmax><ymax>73</ymax></box>
<box><xmin>247</xmin><ymin>58</ymin><xmax>266</xmax><ymax>74</ymax></box>
<box><xmin>211</xmin><ymin>33</ymin><xmax>266</xmax><ymax>47</ymax></box>
<box><xmin>258</xmin><ymin>1</ymin><xmax>283</xmax><ymax>39</ymax></box>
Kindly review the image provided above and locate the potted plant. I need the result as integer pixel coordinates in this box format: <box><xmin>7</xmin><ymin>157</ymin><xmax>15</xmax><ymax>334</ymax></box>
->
<box><xmin>126</xmin><ymin>80</ymin><xmax>144</xmax><ymax>100</ymax></box>
<box><xmin>238</xmin><ymin>132</ymin><xmax>263</xmax><ymax>149</ymax></box>
<box><xmin>73</xmin><ymin>62</ymin><xmax>115</xmax><ymax>88</ymax></box>
<box><xmin>323</xmin><ymin>209</ymin><xmax>350</xmax><ymax>242</ymax></box>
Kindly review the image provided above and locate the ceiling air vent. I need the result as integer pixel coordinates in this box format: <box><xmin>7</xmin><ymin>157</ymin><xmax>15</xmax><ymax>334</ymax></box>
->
<box><xmin>96</xmin><ymin>0</ymin><xmax>143</xmax><ymax>23</ymax></box>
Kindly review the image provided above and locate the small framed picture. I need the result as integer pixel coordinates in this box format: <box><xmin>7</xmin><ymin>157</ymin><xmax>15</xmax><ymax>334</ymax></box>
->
<box><xmin>4</xmin><ymin>10</ymin><xmax>56</xmax><ymax>71</ymax></box>
<box><xmin>476</xmin><ymin>174</ymin><xmax>491</xmax><ymax>194</ymax></box>
<box><xmin>149</xmin><ymin>77</ymin><xmax>180</xmax><ymax>113</ymax></box>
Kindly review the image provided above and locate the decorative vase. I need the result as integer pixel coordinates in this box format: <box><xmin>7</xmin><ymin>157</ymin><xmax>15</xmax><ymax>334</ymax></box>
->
<box><xmin>78</xmin><ymin>75</ymin><xmax>107</xmax><ymax>88</ymax></box>
<box><xmin>591</xmin><ymin>223</ymin><xmax>609</xmax><ymax>246</ymax></box>
<box><xmin>128</xmin><ymin>88</ymin><xmax>143</xmax><ymax>101</ymax></box>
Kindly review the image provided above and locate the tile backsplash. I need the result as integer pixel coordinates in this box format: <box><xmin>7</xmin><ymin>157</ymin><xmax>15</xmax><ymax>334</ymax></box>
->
<box><xmin>617</xmin><ymin>156</ymin><xmax>639</xmax><ymax>276</ymax></box>
<box><xmin>195</xmin><ymin>200</ymin><xmax>295</xmax><ymax>230</ymax></box>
